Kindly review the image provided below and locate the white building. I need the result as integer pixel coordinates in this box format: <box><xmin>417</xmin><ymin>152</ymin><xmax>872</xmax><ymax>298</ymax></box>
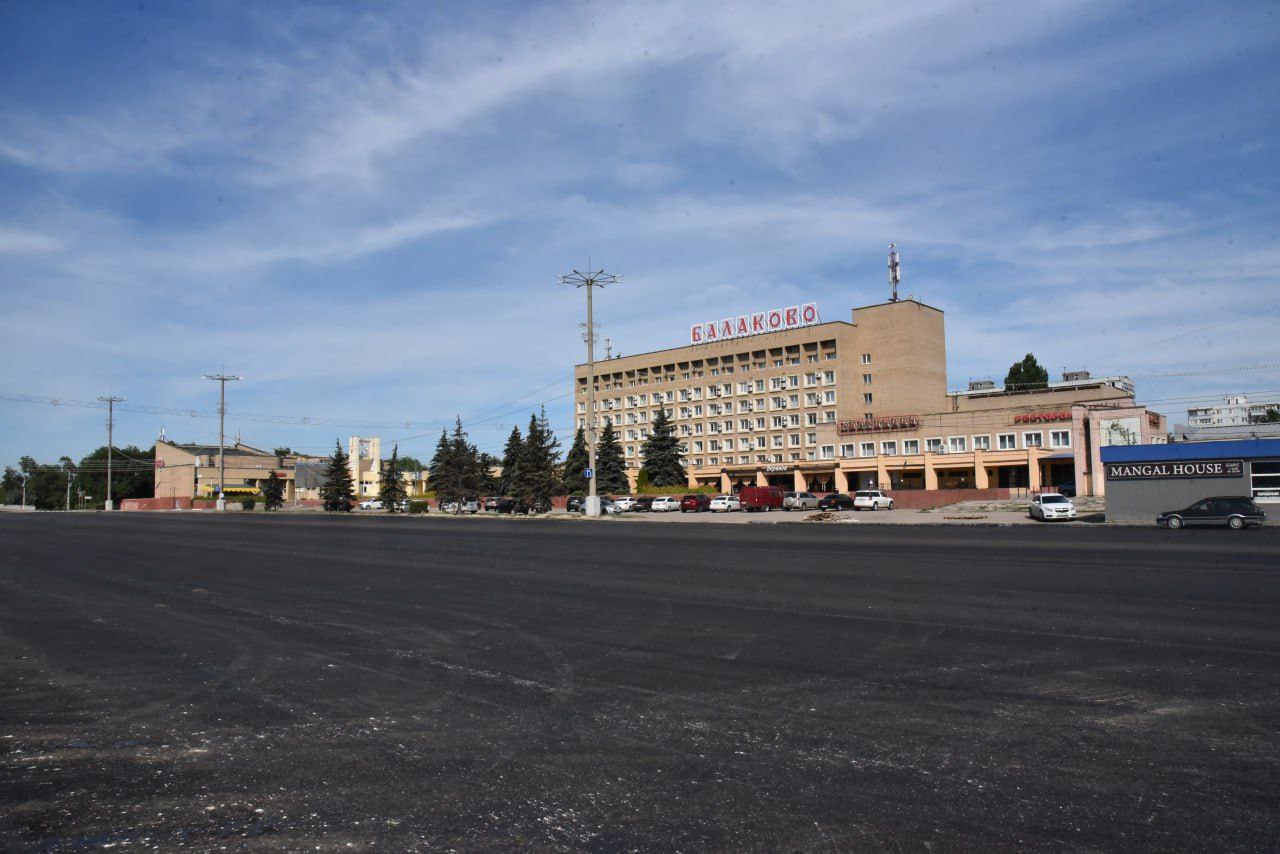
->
<box><xmin>1187</xmin><ymin>395</ymin><xmax>1280</xmax><ymax>427</ymax></box>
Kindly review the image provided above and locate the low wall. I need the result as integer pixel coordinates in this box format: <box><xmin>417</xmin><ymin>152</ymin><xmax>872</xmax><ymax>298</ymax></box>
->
<box><xmin>885</xmin><ymin>488</ymin><xmax>1011</xmax><ymax>510</ymax></box>
<box><xmin>122</xmin><ymin>497</ymin><xmax>194</xmax><ymax>511</ymax></box>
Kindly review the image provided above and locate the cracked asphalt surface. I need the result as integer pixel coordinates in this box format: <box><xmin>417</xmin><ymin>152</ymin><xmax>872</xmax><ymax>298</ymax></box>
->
<box><xmin>2</xmin><ymin>513</ymin><xmax>1278</xmax><ymax>851</ymax></box>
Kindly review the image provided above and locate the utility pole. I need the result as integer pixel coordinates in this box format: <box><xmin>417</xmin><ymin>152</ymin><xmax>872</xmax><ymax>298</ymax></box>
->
<box><xmin>96</xmin><ymin>395</ymin><xmax>125</xmax><ymax>510</ymax></box>
<box><xmin>559</xmin><ymin>263</ymin><xmax>621</xmax><ymax>517</ymax></box>
<box><xmin>202</xmin><ymin>374</ymin><xmax>242</xmax><ymax>511</ymax></box>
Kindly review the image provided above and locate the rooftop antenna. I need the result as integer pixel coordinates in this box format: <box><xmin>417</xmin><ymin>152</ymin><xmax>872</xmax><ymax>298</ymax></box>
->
<box><xmin>887</xmin><ymin>243</ymin><xmax>901</xmax><ymax>302</ymax></box>
<box><xmin>605</xmin><ymin>337</ymin><xmax>613</xmax><ymax>359</ymax></box>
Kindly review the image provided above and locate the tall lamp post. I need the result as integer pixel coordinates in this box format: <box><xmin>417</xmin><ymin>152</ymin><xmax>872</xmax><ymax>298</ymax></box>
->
<box><xmin>559</xmin><ymin>263</ymin><xmax>621</xmax><ymax>517</ymax></box>
<box><xmin>96</xmin><ymin>395</ymin><xmax>125</xmax><ymax>510</ymax></box>
<box><xmin>203</xmin><ymin>373</ymin><xmax>242</xmax><ymax>511</ymax></box>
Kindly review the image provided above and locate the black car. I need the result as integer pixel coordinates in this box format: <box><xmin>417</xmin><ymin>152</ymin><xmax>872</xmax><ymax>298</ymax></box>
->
<box><xmin>817</xmin><ymin>493</ymin><xmax>855</xmax><ymax>510</ymax></box>
<box><xmin>566</xmin><ymin>495</ymin><xmax>585</xmax><ymax>513</ymax></box>
<box><xmin>1157</xmin><ymin>496</ymin><xmax>1266</xmax><ymax>530</ymax></box>
<box><xmin>489</xmin><ymin>496</ymin><xmax>519</xmax><ymax>513</ymax></box>
<box><xmin>632</xmin><ymin>496</ymin><xmax>654</xmax><ymax>512</ymax></box>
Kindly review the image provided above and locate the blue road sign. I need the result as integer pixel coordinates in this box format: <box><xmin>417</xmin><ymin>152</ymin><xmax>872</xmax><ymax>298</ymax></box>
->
<box><xmin>583</xmin><ymin>468</ymin><xmax>594</xmax><ymax>479</ymax></box>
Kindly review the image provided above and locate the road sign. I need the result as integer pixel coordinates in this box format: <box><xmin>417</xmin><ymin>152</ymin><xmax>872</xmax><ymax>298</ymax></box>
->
<box><xmin>583</xmin><ymin>468</ymin><xmax>594</xmax><ymax>479</ymax></box>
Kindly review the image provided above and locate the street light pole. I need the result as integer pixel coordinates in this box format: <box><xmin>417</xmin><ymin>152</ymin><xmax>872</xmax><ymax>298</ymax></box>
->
<box><xmin>559</xmin><ymin>263</ymin><xmax>621</xmax><ymax>517</ymax></box>
<box><xmin>203</xmin><ymin>374</ymin><xmax>243</xmax><ymax>511</ymax></box>
<box><xmin>96</xmin><ymin>395</ymin><xmax>125</xmax><ymax>511</ymax></box>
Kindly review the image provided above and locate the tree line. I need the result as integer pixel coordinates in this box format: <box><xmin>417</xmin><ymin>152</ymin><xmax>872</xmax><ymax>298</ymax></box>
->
<box><xmin>319</xmin><ymin>405</ymin><xmax>689</xmax><ymax>513</ymax></box>
<box><xmin>2</xmin><ymin>445</ymin><xmax>155</xmax><ymax>510</ymax></box>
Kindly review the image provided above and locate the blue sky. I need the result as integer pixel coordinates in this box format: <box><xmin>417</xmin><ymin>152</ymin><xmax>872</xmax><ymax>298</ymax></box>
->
<box><xmin>2</xmin><ymin>0</ymin><xmax>1278</xmax><ymax>463</ymax></box>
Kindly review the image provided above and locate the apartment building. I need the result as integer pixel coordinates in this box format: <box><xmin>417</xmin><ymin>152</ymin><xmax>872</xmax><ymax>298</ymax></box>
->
<box><xmin>1187</xmin><ymin>394</ymin><xmax>1280</xmax><ymax>427</ymax></box>
<box><xmin>572</xmin><ymin>297</ymin><xmax>1165</xmax><ymax>497</ymax></box>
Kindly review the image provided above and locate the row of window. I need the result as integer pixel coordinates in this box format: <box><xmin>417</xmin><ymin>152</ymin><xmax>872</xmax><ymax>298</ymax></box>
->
<box><xmin>581</xmin><ymin>371</ymin><xmax>840</xmax><ymax>410</ymax></box>
<box><xmin>837</xmin><ymin>430</ymin><xmax>1071</xmax><ymax>459</ymax></box>
<box><xmin>588</xmin><ymin>344</ymin><xmax>847</xmax><ymax>391</ymax></box>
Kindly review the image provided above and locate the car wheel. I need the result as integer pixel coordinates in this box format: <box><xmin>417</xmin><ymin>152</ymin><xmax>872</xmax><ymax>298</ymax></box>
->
<box><xmin>1228</xmin><ymin>516</ymin><xmax>1245</xmax><ymax>530</ymax></box>
<box><xmin>1167</xmin><ymin>515</ymin><xmax>1184</xmax><ymax>530</ymax></box>
<box><xmin>888</xmin><ymin>501</ymin><xmax>894</xmax><ymax>510</ymax></box>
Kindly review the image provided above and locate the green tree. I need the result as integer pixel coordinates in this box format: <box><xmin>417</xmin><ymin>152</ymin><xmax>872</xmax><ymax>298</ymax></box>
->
<box><xmin>321</xmin><ymin>440</ymin><xmax>355</xmax><ymax>512</ymax></box>
<box><xmin>498</xmin><ymin>426</ymin><xmax>524</xmax><ymax>495</ymax></box>
<box><xmin>477</xmin><ymin>452</ymin><xmax>501</xmax><ymax>494</ymax></box>
<box><xmin>1004</xmin><ymin>354</ymin><xmax>1049</xmax><ymax>391</ymax></box>
<box><xmin>396</xmin><ymin>455</ymin><xmax>428</xmax><ymax>472</ymax></box>
<box><xmin>514</xmin><ymin>408</ymin><xmax>560</xmax><ymax>512</ymax></box>
<box><xmin>595</xmin><ymin>422</ymin><xmax>629</xmax><ymax>494</ymax></box>
<box><xmin>76</xmin><ymin>445</ymin><xmax>155</xmax><ymax>504</ymax></box>
<box><xmin>378</xmin><ymin>445</ymin><xmax>408</xmax><ymax>512</ymax></box>
<box><xmin>262</xmin><ymin>470</ymin><xmax>285</xmax><ymax>511</ymax></box>
<box><xmin>640</xmin><ymin>408</ymin><xmax>686</xmax><ymax>487</ymax></box>
<box><xmin>273</xmin><ymin>447</ymin><xmax>294</xmax><ymax>467</ymax></box>
<box><xmin>561</xmin><ymin>426</ymin><xmax>588</xmax><ymax>492</ymax></box>
<box><xmin>1253</xmin><ymin>408</ymin><xmax>1280</xmax><ymax>424</ymax></box>
<box><xmin>1</xmin><ymin>467</ymin><xmax>21</xmax><ymax>504</ymax></box>
<box><xmin>430</xmin><ymin>418</ymin><xmax>483</xmax><ymax>509</ymax></box>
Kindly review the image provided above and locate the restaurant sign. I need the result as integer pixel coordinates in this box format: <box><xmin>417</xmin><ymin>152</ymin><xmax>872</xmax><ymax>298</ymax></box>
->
<box><xmin>1106</xmin><ymin>459</ymin><xmax>1244</xmax><ymax>481</ymax></box>
<box><xmin>691</xmin><ymin>303</ymin><xmax>820</xmax><ymax>344</ymax></box>
<box><xmin>1014</xmin><ymin>411</ymin><xmax>1071</xmax><ymax>424</ymax></box>
<box><xmin>838</xmin><ymin>415</ymin><xmax>920</xmax><ymax>435</ymax></box>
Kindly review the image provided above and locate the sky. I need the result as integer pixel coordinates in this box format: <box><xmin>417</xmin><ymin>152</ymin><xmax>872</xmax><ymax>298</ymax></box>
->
<box><xmin>2</xmin><ymin>0</ymin><xmax>1278</xmax><ymax>463</ymax></box>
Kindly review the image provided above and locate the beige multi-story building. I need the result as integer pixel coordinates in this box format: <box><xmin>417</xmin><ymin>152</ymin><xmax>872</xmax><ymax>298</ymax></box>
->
<box><xmin>572</xmin><ymin>297</ymin><xmax>1165</xmax><ymax>497</ymax></box>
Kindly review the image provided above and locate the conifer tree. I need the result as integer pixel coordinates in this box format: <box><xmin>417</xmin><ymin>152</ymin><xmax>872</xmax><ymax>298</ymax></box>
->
<box><xmin>595</xmin><ymin>422</ymin><xmax>629</xmax><ymax>494</ymax></box>
<box><xmin>427</xmin><ymin>429</ymin><xmax>452</xmax><ymax>499</ymax></box>
<box><xmin>515</xmin><ymin>408</ymin><xmax>560</xmax><ymax>512</ymax></box>
<box><xmin>561</xmin><ymin>426</ymin><xmax>588</xmax><ymax>492</ymax></box>
<box><xmin>378</xmin><ymin>444</ymin><xmax>408</xmax><ymax>512</ymax></box>
<box><xmin>640</xmin><ymin>407</ymin><xmax>686</xmax><ymax>487</ymax></box>
<box><xmin>321</xmin><ymin>440</ymin><xmax>355</xmax><ymax>512</ymax></box>
<box><xmin>262</xmin><ymin>470</ymin><xmax>285</xmax><ymax>511</ymax></box>
<box><xmin>499</xmin><ymin>426</ymin><xmax>524</xmax><ymax>495</ymax></box>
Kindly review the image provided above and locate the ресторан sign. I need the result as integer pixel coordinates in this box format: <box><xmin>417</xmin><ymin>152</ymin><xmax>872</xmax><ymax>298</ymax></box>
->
<box><xmin>1105</xmin><ymin>460</ymin><xmax>1244</xmax><ymax>481</ymax></box>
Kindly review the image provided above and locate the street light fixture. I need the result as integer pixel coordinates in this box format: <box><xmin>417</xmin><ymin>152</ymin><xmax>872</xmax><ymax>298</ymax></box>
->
<box><xmin>559</xmin><ymin>263</ymin><xmax>621</xmax><ymax>517</ymax></box>
<box><xmin>202</xmin><ymin>374</ymin><xmax>242</xmax><ymax>511</ymax></box>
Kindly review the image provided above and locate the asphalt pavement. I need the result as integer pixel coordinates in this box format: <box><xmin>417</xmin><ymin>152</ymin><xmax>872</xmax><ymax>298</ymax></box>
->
<box><xmin>2</xmin><ymin>513</ymin><xmax>1278</xmax><ymax>851</ymax></box>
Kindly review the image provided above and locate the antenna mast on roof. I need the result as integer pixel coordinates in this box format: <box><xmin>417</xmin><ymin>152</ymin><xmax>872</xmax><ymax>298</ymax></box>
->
<box><xmin>887</xmin><ymin>243</ymin><xmax>901</xmax><ymax>302</ymax></box>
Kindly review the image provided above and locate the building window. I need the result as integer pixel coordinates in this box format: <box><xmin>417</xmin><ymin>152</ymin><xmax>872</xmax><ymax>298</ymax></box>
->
<box><xmin>861</xmin><ymin>353</ymin><xmax>871</xmax><ymax>364</ymax></box>
<box><xmin>1050</xmin><ymin>430</ymin><xmax>1071</xmax><ymax>448</ymax></box>
<box><xmin>903</xmin><ymin>439</ymin><xmax>920</xmax><ymax>455</ymax></box>
<box><xmin>926</xmin><ymin>437</ymin><xmax>944</xmax><ymax>454</ymax></box>
<box><xmin>863</xmin><ymin>373</ymin><xmax>872</xmax><ymax>385</ymax></box>
<box><xmin>863</xmin><ymin>392</ymin><xmax>873</xmax><ymax>404</ymax></box>
<box><xmin>864</xmin><ymin>412</ymin><xmax>873</xmax><ymax>420</ymax></box>
<box><xmin>840</xmin><ymin>443</ymin><xmax>856</xmax><ymax>458</ymax></box>
<box><xmin>820</xmin><ymin>445</ymin><xmax>835</xmax><ymax>460</ymax></box>
<box><xmin>860</xmin><ymin>441</ymin><xmax>875</xmax><ymax>457</ymax></box>
<box><xmin>948</xmin><ymin>436</ymin><xmax>967</xmax><ymax>453</ymax></box>
<box><xmin>881</xmin><ymin>440</ymin><xmax>898</xmax><ymax>456</ymax></box>
<box><xmin>972</xmin><ymin>435</ymin><xmax>991</xmax><ymax>451</ymax></box>
<box><xmin>998</xmin><ymin>433</ymin><xmax>1017</xmax><ymax>450</ymax></box>
<box><xmin>1023</xmin><ymin>431</ymin><xmax>1043</xmax><ymax>448</ymax></box>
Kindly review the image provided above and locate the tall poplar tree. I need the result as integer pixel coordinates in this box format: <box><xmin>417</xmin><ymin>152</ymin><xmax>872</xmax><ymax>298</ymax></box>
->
<box><xmin>1004</xmin><ymin>353</ymin><xmax>1049</xmax><ymax>390</ymax></box>
<box><xmin>321</xmin><ymin>440</ymin><xmax>355</xmax><ymax>512</ymax></box>
<box><xmin>595</xmin><ymin>422</ymin><xmax>629</xmax><ymax>494</ymax></box>
<box><xmin>640</xmin><ymin>408</ymin><xmax>686</xmax><ymax>487</ymax></box>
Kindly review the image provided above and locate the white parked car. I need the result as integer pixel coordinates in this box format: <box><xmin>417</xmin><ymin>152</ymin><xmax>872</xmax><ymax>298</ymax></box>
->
<box><xmin>1030</xmin><ymin>492</ymin><xmax>1076</xmax><ymax>521</ymax></box>
<box><xmin>853</xmin><ymin>490</ymin><xmax>894</xmax><ymax>511</ymax></box>
<box><xmin>783</xmin><ymin>491</ymin><xmax>820</xmax><ymax>511</ymax></box>
<box><xmin>440</xmin><ymin>499</ymin><xmax>480</xmax><ymax>514</ymax></box>
<box><xmin>358</xmin><ymin>499</ymin><xmax>383</xmax><ymax>510</ymax></box>
<box><xmin>650</xmin><ymin>496</ymin><xmax>681</xmax><ymax>512</ymax></box>
<box><xmin>613</xmin><ymin>496</ymin><xmax>638</xmax><ymax>512</ymax></box>
<box><xmin>708</xmin><ymin>495</ymin><xmax>742</xmax><ymax>512</ymax></box>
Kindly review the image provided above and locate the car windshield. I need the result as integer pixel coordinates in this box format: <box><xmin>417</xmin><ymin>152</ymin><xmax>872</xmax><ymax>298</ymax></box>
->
<box><xmin>1042</xmin><ymin>495</ymin><xmax>1068</xmax><ymax>504</ymax></box>
<box><xmin>855</xmin><ymin>491</ymin><xmax>874</xmax><ymax>497</ymax></box>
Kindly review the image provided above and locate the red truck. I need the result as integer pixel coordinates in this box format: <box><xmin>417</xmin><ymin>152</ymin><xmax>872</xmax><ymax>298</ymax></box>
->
<box><xmin>737</xmin><ymin>485</ymin><xmax>784</xmax><ymax>512</ymax></box>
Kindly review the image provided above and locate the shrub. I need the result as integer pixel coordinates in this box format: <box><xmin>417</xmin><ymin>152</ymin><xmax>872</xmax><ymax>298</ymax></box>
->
<box><xmin>239</xmin><ymin>497</ymin><xmax>257</xmax><ymax>511</ymax></box>
<box><xmin>408</xmin><ymin>500</ymin><xmax>432</xmax><ymax>514</ymax></box>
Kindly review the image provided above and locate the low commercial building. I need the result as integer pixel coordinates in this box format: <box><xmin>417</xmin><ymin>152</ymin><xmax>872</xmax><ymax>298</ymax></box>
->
<box><xmin>1101</xmin><ymin>438</ymin><xmax>1280</xmax><ymax>522</ymax></box>
<box><xmin>572</xmin><ymin>295</ymin><xmax>1165</xmax><ymax>497</ymax></box>
<box><xmin>153</xmin><ymin>440</ymin><xmax>321</xmax><ymax>503</ymax></box>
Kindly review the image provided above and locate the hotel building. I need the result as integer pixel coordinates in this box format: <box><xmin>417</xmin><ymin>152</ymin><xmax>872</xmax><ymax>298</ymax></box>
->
<box><xmin>572</xmin><ymin>297</ymin><xmax>1166</xmax><ymax>497</ymax></box>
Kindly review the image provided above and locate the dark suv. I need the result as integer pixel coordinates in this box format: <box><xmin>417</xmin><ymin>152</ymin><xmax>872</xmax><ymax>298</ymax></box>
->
<box><xmin>680</xmin><ymin>494</ymin><xmax>711</xmax><ymax>513</ymax></box>
<box><xmin>1157</xmin><ymin>496</ymin><xmax>1266</xmax><ymax>530</ymax></box>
